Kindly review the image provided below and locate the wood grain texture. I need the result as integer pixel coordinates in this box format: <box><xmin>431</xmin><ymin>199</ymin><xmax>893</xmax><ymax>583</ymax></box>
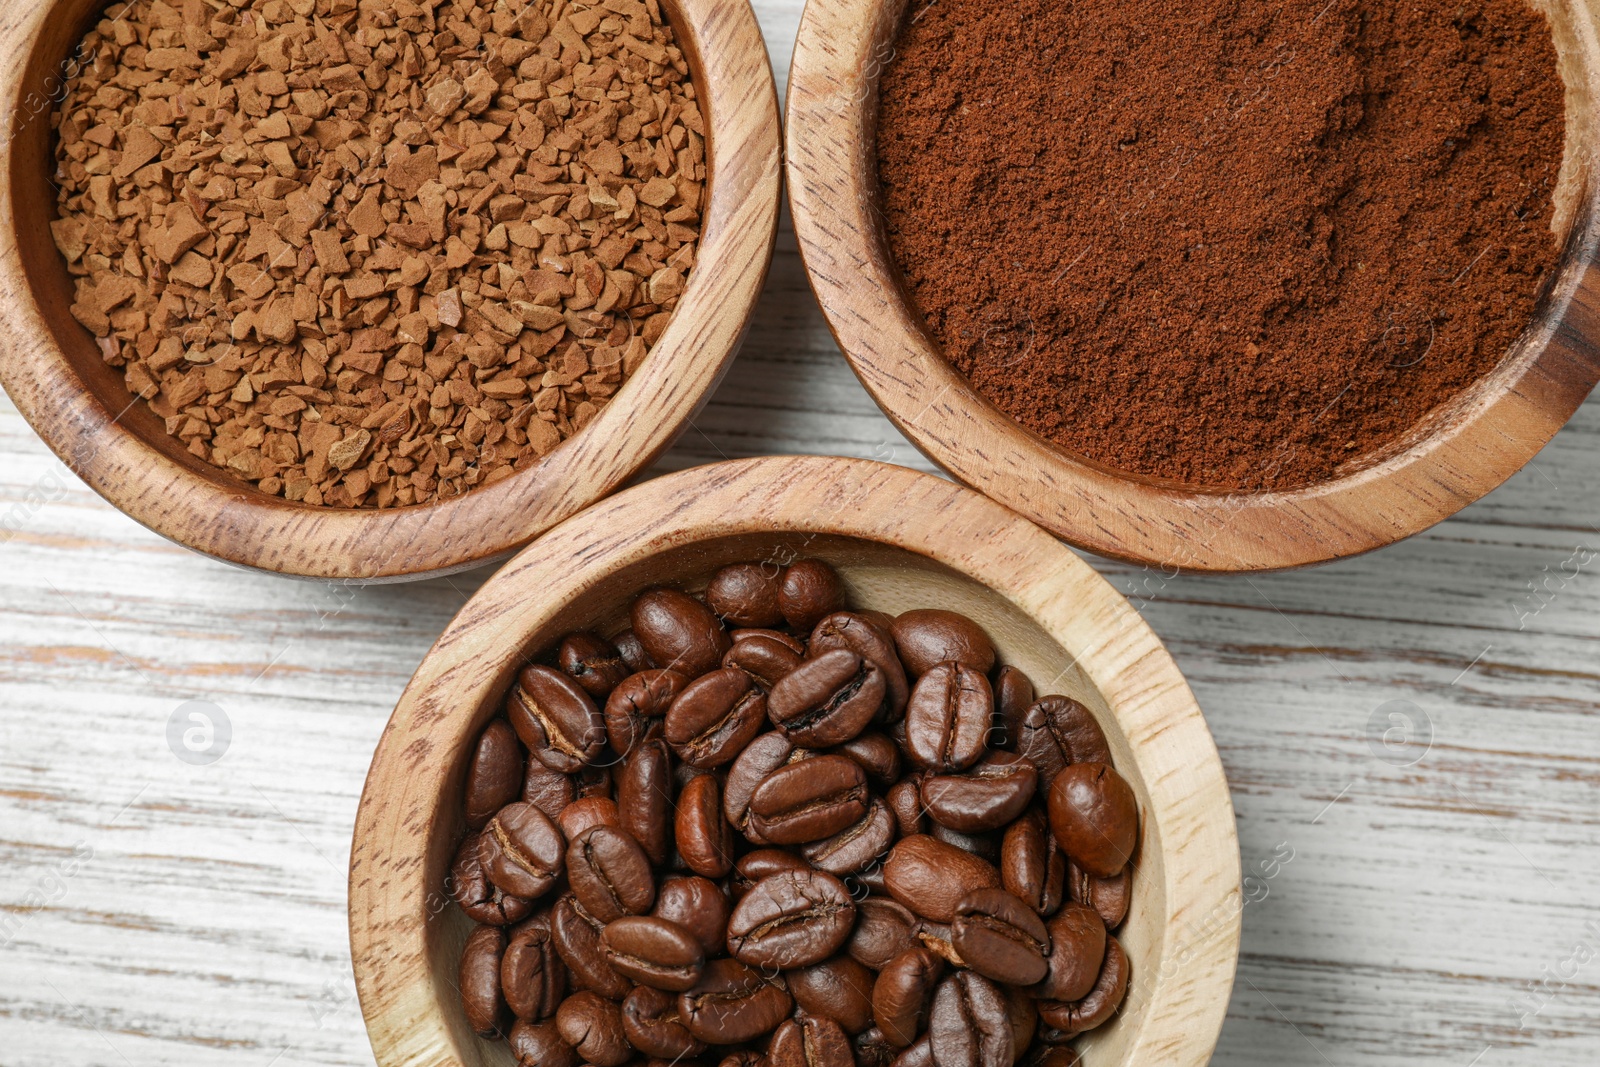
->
<box><xmin>785</xmin><ymin>0</ymin><xmax>1600</xmax><ymax>572</ymax></box>
<box><xmin>0</xmin><ymin>0</ymin><xmax>781</xmax><ymax>581</ymax></box>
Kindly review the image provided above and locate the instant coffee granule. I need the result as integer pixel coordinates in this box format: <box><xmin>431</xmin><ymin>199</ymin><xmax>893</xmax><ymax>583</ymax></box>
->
<box><xmin>877</xmin><ymin>0</ymin><xmax>1566</xmax><ymax>490</ymax></box>
<box><xmin>52</xmin><ymin>0</ymin><xmax>704</xmax><ymax>507</ymax></box>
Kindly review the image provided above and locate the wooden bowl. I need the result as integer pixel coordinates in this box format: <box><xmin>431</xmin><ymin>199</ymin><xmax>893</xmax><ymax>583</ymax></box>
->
<box><xmin>0</xmin><ymin>0</ymin><xmax>779</xmax><ymax>581</ymax></box>
<box><xmin>348</xmin><ymin>455</ymin><xmax>1240</xmax><ymax>1067</ymax></box>
<box><xmin>786</xmin><ymin>0</ymin><xmax>1600</xmax><ymax>572</ymax></box>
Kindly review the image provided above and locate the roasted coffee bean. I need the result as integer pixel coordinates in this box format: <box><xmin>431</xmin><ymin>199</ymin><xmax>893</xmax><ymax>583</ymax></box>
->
<box><xmin>723</xmin><ymin>633</ymin><xmax>804</xmax><ymax>690</ymax></box>
<box><xmin>706</xmin><ymin>563</ymin><xmax>786</xmax><ymax>627</ymax></box>
<box><xmin>678</xmin><ymin>958</ymin><xmax>794</xmax><ymax>1044</ymax></box>
<box><xmin>508</xmin><ymin>1018</ymin><xmax>579</xmax><ymax>1067</ymax></box>
<box><xmin>787</xmin><ymin>954</ymin><xmax>877</xmax><ymax>1034</ymax></box>
<box><xmin>615</xmin><ymin>629</ymin><xmax>656</xmax><ymax>673</ymax></box>
<box><xmin>779</xmin><ymin>559</ymin><xmax>847</xmax><ymax>631</ymax></box>
<box><xmin>769</xmin><ymin>1016</ymin><xmax>855</xmax><ymax>1067</ymax></box>
<box><xmin>461</xmin><ymin>923</ymin><xmax>509</xmax><ymax>1037</ymax></box>
<box><xmin>723</xmin><ymin>731</ymin><xmax>795</xmax><ymax>842</ymax></box>
<box><xmin>1000</xmin><ymin>810</ymin><xmax>1066</xmax><ymax>916</ymax></box>
<box><xmin>654</xmin><ymin>875</ymin><xmax>733</xmax><ymax>957</ymax></box>
<box><xmin>872</xmin><ymin>946</ymin><xmax>945</xmax><ymax>1046</ymax></box>
<box><xmin>856</xmin><ymin>1027</ymin><xmax>902</xmax><ymax>1067</ymax></box>
<box><xmin>847</xmin><ymin>897</ymin><xmax>922</xmax><ymax>970</ymax></box>
<box><xmin>726</xmin><ymin>869</ymin><xmax>857</xmax><ymax>968</ymax></box>
<box><xmin>1037</xmin><ymin>936</ymin><xmax>1127</xmax><ymax>1036</ymax></box>
<box><xmin>510</xmin><ymin>665</ymin><xmax>607</xmax><ymax>773</ymax></box>
<box><xmin>466</xmin><ymin>719</ymin><xmax>524</xmax><ymax>829</ymax></box>
<box><xmin>567</xmin><ymin>825</ymin><xmax>656</xmax><ymax>922</ymax></box>
<box><xmin>921</xmin><ymin>752</ymin><xmax>1038</xmax><ymax>833</ymax></box>
<box><xmin>666</xmin><ymin>668</ymin><xmax>769</xmax><ymax>769</ymax></box>
<box><xmin>623</xmin><ymin>985</ymin><xmax>708</xmax><ymax>1059</ymax></box>
<box><xmin>523</xmin><ymin>759</ymin><xmax>577</xmax><ymax>820</ymax></box>
<box><xmin>890</xmin><ymin>1035</ymin><xmax>934</xmax><ymax>1067</ymax></box>
<box><xmin>1033</xmin><ymin>903</ymin><xmax>1106</xmax><ymax>1002</ymax></box>
<box><xmin>810</xmin><ymin>612</ymin><xmax>910</xmax><ymax>721</ymax></box>
<box><xmin>905</xmin><ymin>663</ymin><xmax>993</xmax><ymax>772</ymax></box>
<box><xmin>632</xmin><ymin>589</ymin><xmax>732</xmax><ymax>678</ymax></box>
<box><xmin>768</xmin><ymin>649</ymin><xmax>885</xmax><ymax>747</ymax></box>
<box><xmin>618</xmin><ymin>740</ymin><xmax>674</xmax><ymax>866</ymax></box>
<box><xmin>481</xmin><ymin>802</ymin><xmax>566</xmax><ymax>900</ymax></box>
<box><xmin>1047</xmin><ymin>763</ymin><xmax>1138</xmax><ymax>877</ymax></box>
<box><xmin>503</xmin><ymin>911</ymin><xmax>565</xmax><ymax>1021</ymax></box>
<box><xmin>884</xmin><ymin>835</ymin><xmax>1001</xmax><ymax>924</ymax></box>
<box><xmin>748</xmin><ymin>754</ymin><xmax>869</xmax><ymax>845</ymax></box>
<box><xmin>1067</xmin><ymin>860</ymin><xmax>1130</xmax><ymax>929</ymax></box>
<box><xmin>601</xmin><ymin>915</ymin><xmax>706</xmax><ymax>991</ymax></box>
<box><xmin>558</xmin><ymin>795</ymin><xmax>623</xmax><ymax>842</ymax></box>
<box><xmin>802</xmin><ymin>796</ymin><xmax>897</xmax><ymax>875</ymax></box>
<box><xmin>551</xmin><ymin>894</ymin><xmax>632</xmax><ymax>999</ymax></box>
<box><xmin>886</xmin><ymin>778</ymin><xmax>927</xmax><ymax>837</ymax></box>
<box><xmin>1016</xmin><ymin>697</ymin><xmax>1111</xmax><ymax>785</ymax></box>
<box><xmin>560</xmin><ymin>632</ymin><xmax>630</xmax><ymax>700</ymax></box>
<box><xmin>951</xmin><ymin>888</ymin><xmax>1050</xmax><ymax>986</ymax></box>
<box><xmin>604</xmin><ymin>669</ymin><xmax>686</xmax><ymax>757</ymax></box>
<box><xmin>734</xmin><ymin>627</ymin><xmax>807</xmax><ymax>653</ymax></box>
<box><xmin>676</xmin><ymin>772</ymin><xmax>734</xmax><ymax>878</ymax></box>
<box><xmin>834</xmin><ymin>731</ymin><xmax>903</xmax><ymax>786</ymax></box>
<box><xmin>556</xmin><ymin>991</ymin><xmax>631</xmax><ymax>1067</ymax></box>
<box><xmin>891</xmin><ymin>610</ymin><xmax>996</xmax><ymax>677</ymax></box>
<box><xmin>732</xmin><ymin>848</ymin><xmax>812</xmax><ymax>899</ymax></box>
<box><xmin>452</xmin><ymin>832</ymin><xmax>535</xmax><ymax>926</ymax></box>
<box><xmin>990</xmin><ymin>667</ymin><xmax>1035</xmax><ymax>752</ymax></box>
<box><xmin>927</xmin><ymin>972</ymin><xmax>1012</xmax><ymax>1067</ymax></box>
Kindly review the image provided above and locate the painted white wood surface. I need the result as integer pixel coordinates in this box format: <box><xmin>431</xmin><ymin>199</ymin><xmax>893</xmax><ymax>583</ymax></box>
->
<box><xmin>2</xmin><ymin>4</ymin><xmax>1599</xmax><ymax>1065</ymax></box>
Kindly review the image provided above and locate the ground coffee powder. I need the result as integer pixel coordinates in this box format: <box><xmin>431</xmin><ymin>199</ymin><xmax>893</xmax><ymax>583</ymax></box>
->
<box><xmin>877</xmin><ymin>0</ymin><xmax>1566</xmax><ymax>490</ymax></box>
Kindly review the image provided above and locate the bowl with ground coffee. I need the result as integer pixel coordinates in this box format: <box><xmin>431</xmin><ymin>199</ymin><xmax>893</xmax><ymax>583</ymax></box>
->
<box><xmin>788</xmin><ymin>0</ymin><xmax>1600</xmax><ymax>571</ymax></box>
<box><xmin>349</xmin><ymin>456</ymin><xmax>1239</xmax><ymax>1067</ymax></box>
<box><xmin>0</xmin><ymin>0</ymin><xmax>778</xmax><ymax>580</ymax></box>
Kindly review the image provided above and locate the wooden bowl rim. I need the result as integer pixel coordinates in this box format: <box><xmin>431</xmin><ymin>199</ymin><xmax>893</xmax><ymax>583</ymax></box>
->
<box><xmin>785</xmin><ymin>0</ymin><xmax>1600</xmax><ymax>572</ymax></box>
<box><xmin>0</xmin><ymin>0</ymin><xmax>780</xmax><ymax>581</ymax></box>
<box><xmin>348</xmin><ymin>455</ymin><xmax>1241</xmax><ymax>1067</ymax></box>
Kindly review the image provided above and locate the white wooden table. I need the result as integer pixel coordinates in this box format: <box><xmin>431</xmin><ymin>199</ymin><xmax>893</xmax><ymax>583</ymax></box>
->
<box><xmin>3</xmin><ymin>4</ymin><xmax>1599</xmax><ymax>1064</ymax></box>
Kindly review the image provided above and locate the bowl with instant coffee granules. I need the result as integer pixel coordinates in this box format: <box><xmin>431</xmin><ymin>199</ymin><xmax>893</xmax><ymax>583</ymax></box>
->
<box><xmin>788</xmin><ymin>0</ymin><xmax>1600</xmax><ymax>572</ymax></box>
<box><xmin>0</xmin><ymin>0</ymin><xmax>778</xmax><ymax>580</ymax></box>
<box><xmin>350</xmin><ymin>455</ymin><xmax>1239</xmax><ymax>1067</ymax></box>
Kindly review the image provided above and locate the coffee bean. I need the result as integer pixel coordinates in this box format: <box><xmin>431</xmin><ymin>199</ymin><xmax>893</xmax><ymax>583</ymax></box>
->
<box><xmin>1032</xmin><ymin>903</ymin><xmax>1105</xmax><ymax>1002</ymax></box>
<box><xmin>748</xmin><ymin>754</ymin><xmax>869</xmax><ymax>845</ymax></box>
<box><xmin>1047</xmin><ymin>763</ymin><xmax>1137</xmax><ymax>877</ymax></box>
<box><xmin>551</xmin><ymin>894</ymin><xmax>632</xmax><ymax>999</ymax></box>
<box><xmin>724</xmin><ymin>633</ymin><xmax>804</xmax><ymax>690</ymax></box>
<box><xmin>567</xmin><ymin>825</ymin><xmax>656</xmax><ymax>922</ymax></box>
<box><xmin>508</xmin><ymin>1018</ymin><xmax>579</xmax><ymax>1067</ymax></box>
<box><xmin>905</xmin><ymin>663</ymin><xmax>993</xmax><ymax>772</ymax></box>
<box><xmin>886</xmin><ymin>778</ymin><xmax>927</xmax><ymax>838</ymax></box>
<box><xmin>676</xmin><ymin>772</ymin><xmax>734</xmax><ymax>878</ymax></box>
<box><xmin>1066</xmin><ymin>860</ymin><xmax>1130</xmax><ymax>928</ymax></box>
<box><xmin>991</xmin><ymin>667</ymin><xmax>1035</xmax><ymax>751</ymax></box>
<box><xmin>891</xmin><ymin>610</ymin><xmax>996</xmax><ymax>677</ymax></box>
<box><xmin>927</xmin><ymin>972</ymin><xmax>1012</xmax><ymax>1067</ymax></box>
<box><xmin>556</xmin><ymin>991</ymin><xmax>631</xmax><ymax>1067</ymax></box>
<box><xmin>706</xmin><ymin>563</ymin><xmax>786</xmax><ymax>627</ymax></box>
<box><xmin>618</xmin><ymin>740</ymin><xmax>674</xmax><ymax>867</ymax></box>
<box><xmin>921</xmin><ymin>752</ymin><xmax>1038</xmax><ymax>833</ymax></box>
<box><xmin>734</xmin><ymin>627</ymin><xmax>807</xmax><ymax>654</ymax></box>
<box><xmin>855</xmin><ymin>1026</ymin><xmax>902</xmax><ymax>1067</ymax></box>
<box><xmin>770</xmin><ymin>1015</ymin><xmax>855</xmax><ymax>1067</ymax></box>
<box><xmin>1016</xmin><ymin>698</ymin><xmax>1111</xmax><ymax>785</ymax></box>
<box><xmin>623</xmin><ymin>984</ymin><xmax>708</xmax><ymax>1059</ymax></box>
<box><xmin>834</xmin><ymin>731</ymin><xmax>903</xmax><ymax>786</ymax></box>
<box><xmin>810</xmin><ymin>612</ymin><xmax>910</xmax><ymax>720</ymax></box>
<box><xmin>466</xmin><ymin>719</ymin><xmax>524</xmax><ymax>829</ymax></box>
<box><xmin>884</xmin><ymin>835</ymin><xmax>1001</xmax><ymax>924</ymax></box>
<box><xmin>510</xmin><ymin>665</ymin><xmax>607</xmax><ymax>773</ymax></box>
<box><xmin>732</xmin><ymin>848</ymin><xmax>812</xmax><ymax>900</ymax></box>
<box><xmin>872</xmin><ymin>946</ymin><xmax>945</xmax><ymax>1046</ymax></box>
<box><xmin>557</xmin><ymin>795</ymin><xmax>623</xmax><ymax>843</ymax></box>
<box><xmin>452</xmin><ymin>832</ymin><xmax>535</xmax><ymax>926</ymax></box>
<box><xmin>890</xmin><ymin>1035</ymin><xmax>934</xmax><ymax>1067</ymax></box>
<box><xmin>768</xmin><ymin>649</ymin><xmax>886</xmax><ymax>747</ymax></box>
<box><xmin>480</xmin><ymin>802</ymin><xmax>566</xmax><ymax>900</ymax></box>
<box><xmin>779</xmin><ymin>559</ymin><xmax>846</xmax><ymax>631</ymax></box>
<box><xmin>615</xmin><ymin>629</ymin><xmax>656</xmax><ymax>673</ymax></box>
<box><xmin>602</xmin><ymin>915</ymin><xmax>706</xmax><ymax>991</ymax></box>
<box><xmin>654</xmin><ymin>875</ymin><xmax>733</xmax><ymax>958</ymax></box>
<box><xmin>632</xmin><ymin>589</ymin><xmax>731</xmax><ymax>678</ymax></box>
<box><xmin>461</xmin><ymin>923</ymin><xmax>509</xmax><ymax>1037</ymax></box>
<box><xmin>847</xmin><ymin>897</ymin><xmax>922</xmax><ymax>970</ymax></box>
<box><xmin>666</xmin><ymin>668</ymin><xmax>769</xmax><ymax>769</ymax></box>
<box><xmin>726</xmin><ymin>868</ymin><xmax>857</xmax><ymax>968</ymax></box>
<box><xmin>802</xmin><ymin>796</ymin><xmax>897</xmax><ymax>876</ymax></box>
<box><xmin>1000</xmin><ymin>810</ymin><xmax>1065</xmax><ymax>916</ymax></box>
<box><xmin>523</xmin><ymin>759</ymin><xmax>578</xmax><ymax>821</ymax></box>
<box><xmin>1036</xmin><ymin>936</ymin><xmax>1127</xmax><ymax>1036</ymax></box>
<box><xmin>678</xmin><ymin>958</ymin><xmax>795</xmax><ymax>1044</ymax></box>
<box><xmin>503</xmin><ymin>911</ymin><xmax>565</xmax><ymax>1021</ymax></box>
<box><xmin>559</xmin><ymin>632</ymin><xmax>630</xmax><ymax>700</ymax></box>
<box><xmin>604</xmin><ymin>669</ymin><xmax>686</xmax><ymax>757</ymax></box>
<box><xmin>787</xmin><ymin>954</ymin><xmax>877</xmax><ymax>1034</ymax></box>
<box><xmin>952</xmin><ymin>888</ymin><xmax>1050</xmax><ymax>986</ymax></box>
<box><xmin>723</xmin><ymin>731</ymin><xmax>795</xmax><ymax>842</ymax></box>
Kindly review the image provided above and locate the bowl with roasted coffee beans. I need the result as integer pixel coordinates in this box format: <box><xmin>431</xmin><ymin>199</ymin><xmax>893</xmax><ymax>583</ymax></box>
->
<box><xmin>0</xmin><ymin>0</ymin><xmax>778</xmax><ymax>579</ymax></box>
<box><xmin>350</xmin><ymin>456</ymin><xmax>1239</xmax><ymax>1067</ymax></box>
<box><xmin>788</xmin><ymin>0</ymin><xmax>1600</xmax><ymax>571</ymax></box>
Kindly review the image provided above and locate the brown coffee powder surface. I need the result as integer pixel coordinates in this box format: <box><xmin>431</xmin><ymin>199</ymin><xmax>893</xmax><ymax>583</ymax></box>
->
<box><xmin>876</xmin><ymin>0</ymin><xmax>1565</xmax><ymax>490</ymax></box>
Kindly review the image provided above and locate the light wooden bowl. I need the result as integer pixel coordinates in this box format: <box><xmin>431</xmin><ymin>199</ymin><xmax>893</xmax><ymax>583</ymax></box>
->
<box><xmin>0</xmin><ymin>0</ymin><xmax>779</xmax><ymax>581</ymax></box>
<box><xmin>349</xmin><ymin>456</ymin><xmax>1240</xmax><ymax>1067</ymax></box>
<box><xmin>786</xmin><ymin>0</ymin><xmax>1600</xmax><ymax>572</ymax></box>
